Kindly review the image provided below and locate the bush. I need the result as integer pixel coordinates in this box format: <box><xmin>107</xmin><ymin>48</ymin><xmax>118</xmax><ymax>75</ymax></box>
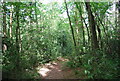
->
<box><xmin>81</xmin><ymin>50</ymin><xmax>119</xmax><ymax>79</ymax></box>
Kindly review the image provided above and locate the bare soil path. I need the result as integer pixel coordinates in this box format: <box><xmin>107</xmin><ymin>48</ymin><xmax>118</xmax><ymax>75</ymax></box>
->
<box><xmin>36</xmin><ymin>57</ymin><xmax>78</xmax><ymax>79</ymax></box>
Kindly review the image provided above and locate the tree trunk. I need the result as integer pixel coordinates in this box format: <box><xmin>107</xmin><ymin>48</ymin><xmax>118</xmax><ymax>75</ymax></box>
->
<box><xmin>64</xmin><ymin>0</ymin><xmax>76</xmax><ymax>47</ymax></box>
<box><xmin>79</xmin><ymin>11</ymin><xmax>90</xmax><ymax>48</ymax></box>
<box><xmin>10</xmin><ymin>5</ymin><xmax>13</xmax><ymax>38</ymax></box>
<box><xmin>35</xmin><ymin>0</ymin><xmax>38</xmax><ymax>28</ymax></box>
<box><xmin>83</xmin><ymin>18</ymin><xmax>90</xmax><ymax>50</ymax></box>
<box><xmin>75</xmin><ymin>2</ymin><xmax>90</xmax><ymax>50</ymax></box>
<box><xmin>3</xmin><ymin>2</ymin><xmax>7</xmax><ymax>37</ymax></box>
<box><xmin>97</xmin><ymin>14</ymin><xmax>109</xmax><ymax>45</ymax></box>
<box><xmin>85</xmin><ymin>2</ymin><xmax>99</xmax><ymax>49</ymax></box>
<box><xmin>93</xmin><ymin>13</ymin><xmax>102</xmax><ymax>48</ymax></box>
<box><xmin>96</xmin><ymin>21</ymin><xmax>102</xmax><ymax>48</ymax></box>
<box><xmin>74</xmin><ymin>8</ymin><xmax>79</xmax><ymax>46</ymax></box>
<box><xmin>75</xmin><ymin>2</ymin><xmax>85</xmax><ymax>49</ymax></box>
<box><xmin>118</xmin><ymin>1</ymin><xmax>120</xmax><ymax>26</ymax></box>
<box><xmin>15</xmin><ymin>3</ymin><xmax>20</xmax><ymax>69</ymax></box>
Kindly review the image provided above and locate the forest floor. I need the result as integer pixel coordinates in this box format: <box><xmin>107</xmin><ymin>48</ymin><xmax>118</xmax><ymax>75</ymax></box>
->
<box><xmin>36</xmin><ymin>57</ymin><xmax>80</xmax><ymax>79</ymax></box>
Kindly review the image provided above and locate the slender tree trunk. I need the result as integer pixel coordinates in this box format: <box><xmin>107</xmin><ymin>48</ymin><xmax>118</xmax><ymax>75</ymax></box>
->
<box><xmin>75</xmin><ymin>2</ymin><xmax>85</xmax><ymax>48</ymax></box>
<box><xmin>96</xmin><ymin>14</ymin><xmax>112</xmax><ymax>52</ymax></box>
<box><xmin>85</xmin><ymin>2</ymin><xmax>99</xmax><ymax>49</ymax></box>
<box><xmin>74</xmin><ymin>9</ymin><xmax>79</xmax><ymax>45</ymax></box>
<box><xmin>3</xmin><ymin>2</ymin><xmax>7</xmax><ymax>37</ymax></box>
<box><xmin>80</xmin><ymin>13</ymin><xmax>90</xmax><ymax>48</ymax></box>
<box><xmin>30</xmin><ymin>6</ymin><xmax>32</xmax><ymax>28</ymax></box>
<box><xmin>19</xmin><ymin>23</ymin><xmax>21</xmax><ymax>53</ymax></box>
<box><xmin>96</xmin><ymin>20</ymin><xmax>102</xmax><ymax>48</ymax></box>
<box><xmin>118</xmin><ymin>1</ymin><xmax>120</xmax><ymax>33</ymax></box>
<box><xmin>97</xmin><ymin>14</ymin><xmax>109</xmax><ymax>42</ymax></box>
<box><xmin>75</xmin><ymin>2</ymin><xmax>90</xmax><ymax>50</ymax></box>
<box><xmin>35</xmin><ymin>0</ymin><xmax>38</xmax><ymax>28</ymax></box>
<box><xmin>94</xmin><ymin>13</ymin><xmax>102</xmax><ymax>48</ymax></box>
<box><xmin>10</xmin><ymin>5</ymin><xmax>13</xmax><ymax>38</ymax></box>
<box><xmin>15</xmin><ymin>4</ymin><xmax>20</xmax><ymax>69</ymax></box>
<box><xmin>64</xmin><ymin>0</ymin><xmax>76</xmax><ymax>47</ymax></box>
<box><xmin>83</xmin><ymin>18</ymin><xmax>90</xmax><ymax>50</ymax></box>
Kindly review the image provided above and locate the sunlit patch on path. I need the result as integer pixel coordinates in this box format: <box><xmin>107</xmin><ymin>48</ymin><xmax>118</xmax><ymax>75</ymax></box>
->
<box><xmin>37</xmin><ymin>67</ymin><xmax>51</xmax><ymax>77</ymax></box>
<box><xmin>36</xmin><ymin>57</ymin><xmax>76</xmax><ymax>79</ymax></box>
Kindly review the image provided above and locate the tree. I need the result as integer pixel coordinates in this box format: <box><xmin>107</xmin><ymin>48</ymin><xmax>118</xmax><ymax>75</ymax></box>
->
<box><xmin>117</xmin><ymin>0</ymin><xmax>120</xmax><ymax>41</ymax></box>
<box><xmin>2</xmin><ymin>1</ymin><xmax>119</xmax><ymax>79</ymax></box>
<box><xmin>35</xmin><ymin>0</ymin><xmax>38</xmax><ymax>28</ymax></box>
<box><xmin>85</xmin><ymin>2</ymin><xmax>99</xmax><ymax>49</ymax></box>
<box><xmin>15</xmin><ymin>3</ymin><xmax>20</xmax><ymax>69</ymax></box>
<box><xmin>75</xmin><ymin>2</ymin><xmax>86</xmax><ymax>50</ymax></box>
<box><xmin>9</xmin><ymin>5</ymin><xmax>13</xmax><ymax>38</ymax></box>
<box><xmin>3</xmin><ymin>2</ymin><xmax>7</xmax><ymax>37</ymax></box>
<box><xmin>64</xmin><ymin>0</ymin><xmax>76</xmax><ymax>47</ymax></box>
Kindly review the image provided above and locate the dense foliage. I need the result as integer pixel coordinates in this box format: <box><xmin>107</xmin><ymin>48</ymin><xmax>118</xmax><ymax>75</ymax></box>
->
<box><xmin>1</xmin><ymin>0</ymin><xmax>120</xmax><ymax>79</ymax></box>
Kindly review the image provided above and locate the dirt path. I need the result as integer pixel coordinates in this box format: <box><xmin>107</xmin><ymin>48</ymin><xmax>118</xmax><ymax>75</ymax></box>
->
<box><xmin>36</xmin><ymin>57</ymin><xmax>77</xmax><ymax>79</ymax></box>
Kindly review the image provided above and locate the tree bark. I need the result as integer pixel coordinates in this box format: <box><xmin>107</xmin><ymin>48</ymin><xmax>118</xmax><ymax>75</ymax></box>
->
<box><xmin>85</xmin><ymin>2</ymin><xmax>99</xmax><ymax>49</ymax></box>
<box><xmin>96</xmin><ymin>14</ymin><xmax>109</xmax><ymax>42</ymax></box>
<box><xmin>118</xmin><ymin>1</ymin><xmax>120</xmax><ymax>39</ymax></box>
<box><xmin>118</xmin><ymin>1</ymin><xmax>120</xmax><ymax>26</ymax></box>
<box><xmin>75</xmin><ymin>2</ymin><xmax>85</xmax><ymax>48</ymax></box>
<box><xmin>15</xmin><ymin>3</ymin><xmax>20</xmax><ymax>69</ymax></box>
<box><xmin>64</xmin><ymin>0</ymin><xmax>76</xmax><ymax>47</ymax></box>
<box><xmin>96</xmin><ymin>20</ymin><xmax>102</xmax><ymax>48</ymax></box>
<box><xmin>10</xmin><ymin>5</ymin><xmax>13</xmax><ymax>38</ymax></box>
<box><xmin>35</xmin><ymin>0</ymin><xmax>38</xmax><ymax>28</ymax></box>
<box><xmin>3</xmin><ymin>2</ymin><xmax>7</xmax><ymax>37</ymax></box>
